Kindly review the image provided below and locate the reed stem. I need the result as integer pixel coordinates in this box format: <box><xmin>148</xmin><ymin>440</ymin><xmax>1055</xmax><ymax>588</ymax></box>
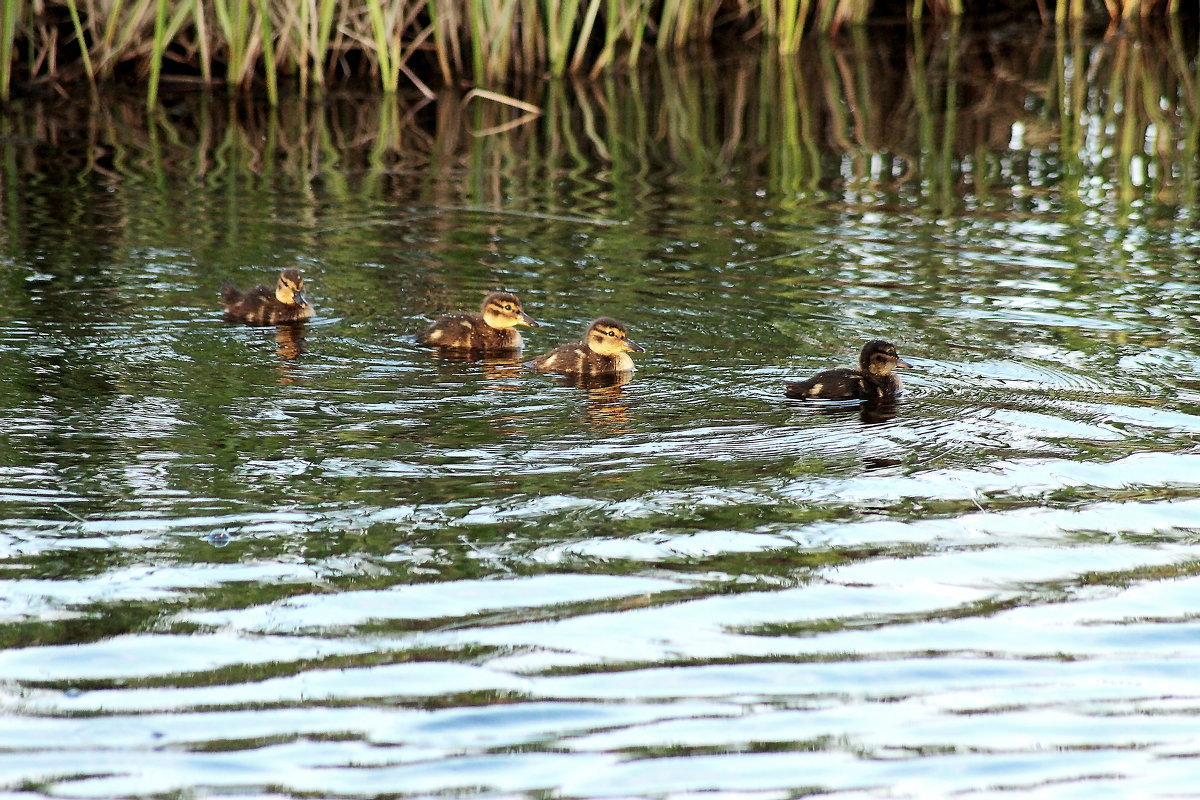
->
<box><xmin>256</xmin><ymin>0</ymin><xmax>278</xmax><ymax>103</ymax></box>
<box><xmin>64</xmin><ymin>0</ymin><xmax>97</xmax><ymax>91</ymax></box>
<box><xmin>0</xmin><ymin>0</ymin><xmax>18</xmax><ymax>101</ymax></box>
<box><xmin>147</xmin><ymin>0</ymin><xmax>169</xmax><ymax>107</ymax></box>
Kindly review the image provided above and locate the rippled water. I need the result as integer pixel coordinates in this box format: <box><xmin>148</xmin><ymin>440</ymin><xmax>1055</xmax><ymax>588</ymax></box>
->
<box><xmin>5</xmin><ymin>23</ymin><xmax>1200</xmax><ymax>799</ymax></box>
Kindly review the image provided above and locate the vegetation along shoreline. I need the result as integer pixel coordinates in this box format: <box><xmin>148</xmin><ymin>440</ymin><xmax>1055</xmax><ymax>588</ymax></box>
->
<box><xmin>1</xmin><ymin>0</ymin><xmax>1192</xmax><ymax>105</ymax></box>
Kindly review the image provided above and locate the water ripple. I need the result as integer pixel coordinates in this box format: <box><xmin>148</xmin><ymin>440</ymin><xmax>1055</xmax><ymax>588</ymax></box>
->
<box><xmin>8</xmin><ymin>43</ymin><xmax>1200</xmax><ymax>799</ymax></box>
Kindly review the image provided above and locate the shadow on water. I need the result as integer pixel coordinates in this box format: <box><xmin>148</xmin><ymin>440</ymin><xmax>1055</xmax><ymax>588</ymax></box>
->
<box><xmin>4</xmin><ymin>20</ymin><xmax>1200</xmax><ymax>800</ymax></box>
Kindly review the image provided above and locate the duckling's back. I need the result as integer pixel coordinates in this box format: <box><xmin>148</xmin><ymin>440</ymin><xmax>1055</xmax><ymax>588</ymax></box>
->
<box><xmin>785</xmin><ymin>367</ymin><xmax>868</xmax><ymax>400</ymax></box>
<box><xmin>221</xmin><ymin>283</ymin><xmax>312</xmax><ymax>325</ymax></box>
<box><xmin>786</xmin><ymin>367</ymin><xmax>902</xmax><ymax>400</ymax></box>
<box><xmin>530</xmin><ymin>343</ymin><xmax>632</xmax><ymax>375</ymax></box>
<box><xmin>418</xmin><ymin>313</ymin><xmax>521</xmax><ymax>351</ymax></box>
<box><xmin>220</xmin><ymin>266</ymin><xmax>314</xmax><ymax>326</ymax></box>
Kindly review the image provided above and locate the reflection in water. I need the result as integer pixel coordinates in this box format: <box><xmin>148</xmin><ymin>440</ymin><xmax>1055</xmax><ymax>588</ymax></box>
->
<box><xmin>479</xmin><ymin>356</ymin><xmax>525</xmax><ymax>388</ymax></box>
<box><xmin>274</xmin><ymin>323</ymin><xmax>306</xmax><ymax>361</ymax></box>
<box><xmin>4</xmin><ymin>21</ymin><xmax>1200</xmax><ymax>800</ymax></box>
<box><xmin>795</xmin><ymin>397</ymin><xmax>900</xmax><ymax>425</ymax></box>
<box><xmin>426</xmin><ymin>348</ymin><xmax>526</xmax><ymax>388</ymax></box>
<box><xmin>0</xmin><ymin>25</ymin><xmax>1195</xmax><ymax>217</ymax></box>
<box><xmin>859</xmin><ymin>399</ymin><xmax>900</xmax><ymax>424</ymax></box>
<box><xmin>263</xmin><ymin>323</ymin><xmax>306</xmax><ymax>385</ymax></box>
<box><xmin>862</xmin><ymin>455</ymin><xmax>905</xmax><ymax>470</ymax></box>
<box><xmin>557</xmin><ymin>371</ymin><xmax>633</xmax><ymax>391</ymax></box>
<box><xmin>563</xmin><ymin>373</ymin><xmax>634</xmax><ymax>433</ymax></box>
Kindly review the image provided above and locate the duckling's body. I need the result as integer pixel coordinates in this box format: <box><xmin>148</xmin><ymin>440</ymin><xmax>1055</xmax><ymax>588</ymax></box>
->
<box><xmin>418</xmin><ymin>292</ymin><xmax>538</xmax><ymax>352</ymax></box>
<box><xmin>530</xmin><ymin>317</ymin><xmax>644</xmax><ymax>376</ymax></box>
<box><xmin>221</xmin><ymin>268</ymin><xmax>313</xmax><ymax>325</ymax></box>
<box><xmin>786</xmin><ymin>339</ymin><xmax>911</xmax><ymax>401</ymax></box>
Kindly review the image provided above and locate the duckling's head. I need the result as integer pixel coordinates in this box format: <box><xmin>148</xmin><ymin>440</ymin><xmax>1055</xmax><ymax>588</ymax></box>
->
<box><xmin>585</xmin><ymin>317</ymin><xmax>645</xmax><ymax>356</ymax></box>
<box><xmin>481</xmin><ymin>292</ymin><xmax>539</xmax><ymax>330</ymax></box>
<box><xmin>860</xmin><ymin>339</ymin><xmax>912</xmax><ymax>376</ymax></box>
<box><xmin>275</xmin><ymin>269</ymin><xmax>308</xmax><ymax>308</ymax></box>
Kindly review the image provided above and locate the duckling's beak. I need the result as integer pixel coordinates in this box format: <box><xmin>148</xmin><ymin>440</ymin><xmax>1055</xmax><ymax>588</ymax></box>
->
<box><xmin>294</xmin><ymin>291</ymin><xmax>309</xmax><ymax>308</ymax></box>
<box><xmin>518</xmin><ymin>311</ymin><xmax>539</xmax><ymax>327</ymax></box>
<box><xmin>896</xmin><ymin>356</ymin><xmax>912</xmax><ymax>368</ymax></box>
<box><xmin>622</xmin><ymin>337</ymin><xmax>645</xmax><ymax>353</ymax></box>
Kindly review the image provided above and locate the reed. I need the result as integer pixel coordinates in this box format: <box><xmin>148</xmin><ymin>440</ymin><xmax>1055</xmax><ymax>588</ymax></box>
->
<box><xmin>0</xmin><ymin>0</ymin><xmax>1192</xmax><ymax>103</ymax></box>
<box><xmin>0</xmin><ymin>0</ymin><xmax>19</xmax><ymax>101</ymax></box>
<box><xmin>63</xmin><ymin>0</ymin><xmax>97</xmax><ymax>92</ymax></box>
<box><xmin>147</xmin><ymin>0</ymin><xmax>168</xmax><ymax>107</ymax></box>
<box><xmin>365</xmin><ymin>0</ymin><xmax>400</xmax><ymax>92</ymax></box>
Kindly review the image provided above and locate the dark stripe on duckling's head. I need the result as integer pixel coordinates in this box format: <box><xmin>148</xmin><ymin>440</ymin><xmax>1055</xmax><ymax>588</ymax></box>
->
<box><xmin>482</xmin><ymin>291</ymin><xmax>539</xmax><ymax>329</ymax></box>
<box><xmin>586</xmin><ymin>317</ymin><xmax>645</xmax><ymax>355</ymax></box>
<box><xmin>275</xmin><ymin>268</ymin><xmax>307</xmax><ymax>307</ymax></box>
<box><xmin>860</xmin><ymin>339</ymin><xmax>911</xmax><ymax>375</ymax></box>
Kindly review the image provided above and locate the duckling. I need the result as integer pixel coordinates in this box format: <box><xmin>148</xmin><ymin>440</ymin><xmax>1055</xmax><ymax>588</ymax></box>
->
<box><xmin>221</xmin><ymin>268</ymin><xmax>313</xmax><ymax>325</ymax></box>
<box><xmin>530</xmin><ymin>317</ymin><xmax>645</xmax><ymax>376</ymax></box>
<box><xmin>785</xmin><ymin>339</ymin><xmax>912</xmax><ymax>401</ymax></box>
<box><xmin>418</xmin><ymin>291</ymin><xmax>539</xmax><ymax>352</ymax></box>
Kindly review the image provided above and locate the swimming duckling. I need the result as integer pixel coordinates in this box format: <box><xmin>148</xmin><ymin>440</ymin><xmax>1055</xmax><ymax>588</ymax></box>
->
<box><xmin>418</xmin><ymin>291</ymin><xmax>539</xmax><ymax>352</ymax></box>
<box><xmin>221</xmin><ymin>268</ymin><xmax>313</xmax><ymax>325</ymax></box>
<box><xmin>530</xmin><ymin>317</ymin><xmax>645</xmax><ymax>376</ymax></box>
<box><xmin>785</xmin><ymin>339</ymin><xmax>912</xmax><ymax>400</ymax></box>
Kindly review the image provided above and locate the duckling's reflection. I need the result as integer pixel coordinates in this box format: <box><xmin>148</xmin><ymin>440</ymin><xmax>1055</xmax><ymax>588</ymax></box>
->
<box><xmin>478</xmin><ymin>356</ymin><xmax>524</xmax><ymax>387</ymax></box>
<box><xmin>427</xmin><ymin>348</ymin><xmax>524</xmax><ymax>389</ymax></box>
<box><xmin>272</xmin><ymin>323</ymin><xmax>307</xmax><ymax>385</ymax></box>
<box><xmin>805</xmin><ymin>400</ymin><xmax>904</xmax><ymax>471</ymax></box>
<box><xmin>807</xmin><ymin>398</ymin><xmax>901</xmax><ymax>425</ymax></box>
<box><xmin>274</xmin><ymin>323</ymin><xmax>306</xmax><ymax>360</ymax></box>
<box><xmin>859</xmin><ymin>398</ymin><xmax>900</xmax><ymax>424</ymax></box>
<box><xmin>558</xmin><ymin>372</ymin><xmax>633</xmax><ymax>433</ymax></box>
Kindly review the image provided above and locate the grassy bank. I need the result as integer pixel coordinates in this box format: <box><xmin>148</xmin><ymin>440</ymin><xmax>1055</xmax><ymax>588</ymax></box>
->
<box><xmin>0</xmin><ymin>0</ymin><xmax>1189</xmax><ymax>103</ymax></box>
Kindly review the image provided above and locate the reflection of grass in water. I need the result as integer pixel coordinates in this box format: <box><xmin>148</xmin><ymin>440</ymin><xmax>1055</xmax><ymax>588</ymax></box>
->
<box><xmin>2</xmin><ymin>27</ymin><xmax>1200</xmax><ymax>222</ymax></box>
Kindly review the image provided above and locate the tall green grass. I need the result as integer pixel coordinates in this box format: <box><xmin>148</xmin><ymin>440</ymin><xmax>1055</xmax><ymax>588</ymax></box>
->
<box><xmin>0</xmin><ymin>0</ymin><xmax>19</xmax><ymax>102</ymax></box>
<box><xmin>0</xmin><ymin>0</ymin><xmax>1190</xmax><ymax>104</ymax></box>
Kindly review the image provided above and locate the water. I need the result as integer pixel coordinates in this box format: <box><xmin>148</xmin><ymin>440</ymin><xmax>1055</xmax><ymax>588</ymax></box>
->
<box><xmin>4</xmin><ymin>22</ymin><xmax>1200</xmax><ymax>798</ymax></box>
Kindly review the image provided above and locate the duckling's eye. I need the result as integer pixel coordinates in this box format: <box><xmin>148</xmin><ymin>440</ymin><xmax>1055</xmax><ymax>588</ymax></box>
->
<box><xmin>606</xmin><ymin>330</ymin><xmax>616</xmax><ymax>337</ymax></box>
<box><xmin>503</xmin><ymin>304</ymin><xmax>513</xmax><ymax>311</ymax></box>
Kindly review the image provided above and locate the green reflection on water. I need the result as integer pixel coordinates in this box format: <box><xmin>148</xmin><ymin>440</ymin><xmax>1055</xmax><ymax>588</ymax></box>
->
<box><xmin>1</xmin><ymin>29</ymin><xmax>1200</xmax><ymax>797</ymax></box>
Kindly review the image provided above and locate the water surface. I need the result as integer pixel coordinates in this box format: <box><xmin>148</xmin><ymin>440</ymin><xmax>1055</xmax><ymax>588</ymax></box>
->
<box><xmin>3</xmin><ymin>21</ymin><xmax>1200</xmax><ymax>798</ymax></box>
